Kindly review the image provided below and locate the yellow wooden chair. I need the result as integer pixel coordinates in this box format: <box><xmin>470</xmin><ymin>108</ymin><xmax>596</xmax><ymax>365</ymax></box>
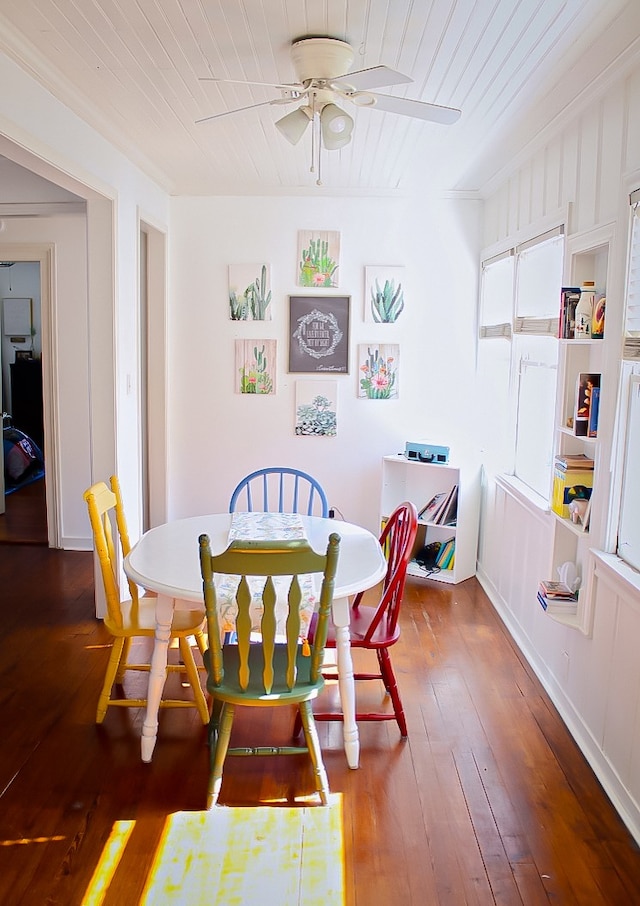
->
<box><xmin>84</xmin><ymin>476</ymin><xmax>209</xmax><ymax>725</ymax></box>
<box><xmin>199</xmin><ymin>531</ymin><xmax>340</xmax><ymax>807</ymax></box>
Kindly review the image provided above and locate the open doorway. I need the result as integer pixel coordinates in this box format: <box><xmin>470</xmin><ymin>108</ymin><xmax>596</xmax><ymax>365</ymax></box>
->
<box><xmin>1</xmin><ymin>260</ymin><xmax>47</xmax><ymax>544</ymax></box>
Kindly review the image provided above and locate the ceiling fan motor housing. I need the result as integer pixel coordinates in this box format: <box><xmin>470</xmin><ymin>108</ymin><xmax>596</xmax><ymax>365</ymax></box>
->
<box><xmin>291</xmin><ymin>38</ymin><xmax>355</xmax><ymax>84</ymax></box>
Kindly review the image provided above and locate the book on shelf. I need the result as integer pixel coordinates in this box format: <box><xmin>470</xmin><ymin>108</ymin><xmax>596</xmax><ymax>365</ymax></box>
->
<box><xmin>441</xmin><ymin>544</ymin><xmax>455</xmax><ymax>570</ymax></box>
<box><xmin>574</xmin><ymin>373</ymin><xmax>601</xmax><ymax>437</ymax></box>
<box><xmin>539</xmin><ymin>580</ymin><xmax>576</xmax><ymax>598</ymax></box>
<box><xmin>419</xmin><ymin>485</ymin><xmax>457</xmax><ymax>524</ymax></box>
<box><xmin>430</xmin><ymin>486</ymin><xmax>456</xmax><ymax>523</ymax></box>
<box><xmin>554</xmin><ymin>453</ymin><xmax>594</xmax><ymax>470</ymax></box>
<box><xmin>439</xmin><ymin>485</ymin><xmax>459</xmax><ymax>526</ymax></box>
<box><xmin>559</xmin><ymin>287</ymin><xmax>581</xmax><ymax>339</ymax></box>
<box><xmin>418</xmin><ymin>492</ymin><xmax>448</xmax><ymax>521</ymax></box>
<box><xmin>538</xmin><ymin>591</ymin><xmax>578</xmax><ymax>614</ymax></box>
<box><xmin>588</xmin><ymin>385</ymin><xmax>600</xmax><ymax>437</ymax></box>
<box><xmin>435</xmin><ymin>538</ymin><xmax>455</xmax><ymax>569</ymax></box>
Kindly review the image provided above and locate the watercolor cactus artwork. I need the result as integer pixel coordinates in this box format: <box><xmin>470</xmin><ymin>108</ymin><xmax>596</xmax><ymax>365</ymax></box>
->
<box><xmin>235</xmin><ymin>340</ymin><xmax>276</xmax><ymax>394</ymax></box>
<box><xmin>364</xmin><ymin>267</ymin><xmax>405</xmax><ymax>322</ymax></box>
<box><xmin>358</xmin><ymin>344</ymin><xmax>399</xmax><ymax>399</ymax></box>
<box><xmin>297</xmin><ymin>231</ymin><xmax>340</xmax><ymax>288</ymax></box>
<box><xmin>229</xmin><ymin>264</ymin><xmax>272</xmax><ymax>320</ymax></box>
<box><xmin>295</xmin><ymin>381</ymin><xmax>338</xmax><ymax>436</ymax></box>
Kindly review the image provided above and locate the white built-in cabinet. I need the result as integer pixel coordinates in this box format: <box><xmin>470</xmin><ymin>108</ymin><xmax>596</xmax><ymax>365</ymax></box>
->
<box><xmin>380</xmin><ymin>454</ymin><xmax>480</xmax><ymax>584</ymax></box>
<box><xmin>546</xmin><ymin>225</ymin><xmax>613</xmax><ymax>633</ymax></box>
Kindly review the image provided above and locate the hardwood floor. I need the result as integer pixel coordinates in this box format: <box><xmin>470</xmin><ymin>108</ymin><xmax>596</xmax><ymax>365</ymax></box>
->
<box><xmin>1</xmin><ymin>542</ymin><xmax>640</xmax><ymax>904</ymax></box>
<box><xmin>0</xmin><ymin>478</ymin><xmax>47</xmax><ymax>545</ymax></box>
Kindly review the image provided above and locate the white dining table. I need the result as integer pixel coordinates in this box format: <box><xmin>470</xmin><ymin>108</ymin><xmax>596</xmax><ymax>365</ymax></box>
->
<box><xmin>124</xmin><ymin>512</ymin><xmax>387</xmax><ymax>769</ymax></box>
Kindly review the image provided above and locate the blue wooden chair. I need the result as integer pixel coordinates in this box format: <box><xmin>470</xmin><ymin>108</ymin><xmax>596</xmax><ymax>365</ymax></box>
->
<box><xmin>229</xmin><ymin>467</ymin><xmax>329</xmax><ymax>517</ymax></box>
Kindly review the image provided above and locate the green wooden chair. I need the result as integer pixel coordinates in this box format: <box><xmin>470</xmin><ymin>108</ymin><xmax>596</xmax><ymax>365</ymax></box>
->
<box><xmin>199</xmin><ymin>531</ymin><xmax>340</xmax><ymax>808</ymax></box>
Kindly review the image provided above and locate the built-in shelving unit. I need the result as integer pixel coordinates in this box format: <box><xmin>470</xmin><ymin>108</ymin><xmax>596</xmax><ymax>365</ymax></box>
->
<box><xmin>544</xmin><ymin>226</ymin><xmax>613</xmax><ymax>634</ymax></box>
<box><xmin>380</xmin><ymin>454</ymin><xmax>480</xmax><ymax>584</ymax></box>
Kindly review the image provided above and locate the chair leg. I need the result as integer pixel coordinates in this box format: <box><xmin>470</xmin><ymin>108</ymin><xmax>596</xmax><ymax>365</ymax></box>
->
<box><xmin>208</xmin><ymin>702</ymin><xmax>234</xmax><ymax>809</ymax></box>
<box><xmin>378</xmin><ymin>648</ymin><xmax>407</xmax><ymax>737</ymax></box>
<box><xmin>299</xmin><ymin>700</ymin><xmax>329</xmax><ymax>806</ymax></box>
<box><xmin>96</xmin><ymin>637</ymin><xmax>126</xmax><ymax>723</ymax></box>
<box><xmin>194</xmin><ymin>629</ymin><xmax>207</xmax><ymax>657</ymax></box>
<box><xmin>178</xmin><ymin>637</ymin><xmax>209</xmax><ymax>724</ymax></box>
<box><xmin>115</xmin><ymin>637</ymin><xmax>132</xmax><ymax>684</ymax></box>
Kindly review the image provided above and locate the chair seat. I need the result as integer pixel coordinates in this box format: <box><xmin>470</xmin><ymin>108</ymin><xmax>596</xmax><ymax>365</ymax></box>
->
<box><xmin>204</xmin><ymin>644</ymin><xmax>324</xmax><ymax>705</ymax></box>
<box><xmin>310</xmin><ymin>607</ymin><xmax>401</xmax><ymax>649</ymax></box>
<box><xmin>104</xmin><ymin>596</ymin><xmax>205</xmax><ymax>638</ymax></box>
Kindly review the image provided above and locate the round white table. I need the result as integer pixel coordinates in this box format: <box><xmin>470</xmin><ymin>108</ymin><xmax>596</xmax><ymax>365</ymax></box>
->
<box><xmin>124</xmin><ymin>513</ymin><xmax>386</xmax><ymax>768</ymax></box>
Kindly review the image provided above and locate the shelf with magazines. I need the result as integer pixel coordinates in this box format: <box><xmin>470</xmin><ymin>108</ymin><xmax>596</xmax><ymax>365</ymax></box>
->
<box><xmin>380</xmin><ymin>453</ymin><xmax>480</xmax><ymax>585</ymax></box>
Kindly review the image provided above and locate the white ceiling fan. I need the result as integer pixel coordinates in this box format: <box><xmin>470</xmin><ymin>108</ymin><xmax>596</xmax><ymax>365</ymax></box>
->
<box><xmin>197</xmin><ymin>37</ymin><xmax>461</xmax><ymax>180</ymax></box>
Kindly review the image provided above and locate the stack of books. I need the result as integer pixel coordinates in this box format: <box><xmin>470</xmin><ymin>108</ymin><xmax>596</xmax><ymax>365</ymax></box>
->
<box><xmin>574</xmin><ymin>372</ymin><xmax>601</xmax><ymax>438</ymax></box>
<box><xmin>435</xmin><ymin>537</ymin><xmax>455</xmax><ymax>570</ymax></box>
<box><xmin>559</xmin><ymin>287</ymin><xmax>581</xmax><ymax>339</ymax></box>
<box><xmin>551</xmin><ymin>454</ymin><xmax>594</xmax><ymax>520</ymax></box>
<box><xmin>418</xmin><ymin>485</ymin><xmax>458</xmax><ymax>525</ymax></box>
<box><xmin>537</xmin><ymin>580</ymin><xmax>578</xmax><ymax>615</ymax></box>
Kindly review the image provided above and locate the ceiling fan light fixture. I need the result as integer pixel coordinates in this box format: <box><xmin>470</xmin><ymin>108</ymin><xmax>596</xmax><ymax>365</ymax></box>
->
<box><xmin>275</xmin><ymin>106</ymin><xmax>312</xmax><ymax>145</ymax></box>
<box><xmin>320</xmin><ymin>103</ymin><xmax>354</xmax><ymax>150</ymax></box>
<box><xmin>349</xmin><ymin>91</ymin><xmax>377</xmax><ymax>108</ymax></box>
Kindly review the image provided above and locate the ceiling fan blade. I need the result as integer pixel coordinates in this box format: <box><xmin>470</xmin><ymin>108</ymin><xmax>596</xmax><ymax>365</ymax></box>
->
<box><xmin>199</xmin><ymin>77</ymin><xmax>303</xmax><ymax>91</ymax></box>
<box><xmin>333</xmin><ymin>65</ymin><xmax>412</xmax><ymax>91</ymax></box>
<box><xmin>367</xmin><ymin>93</ymin><xmax>461</xmax><ymax>125</ymax></box>
<box><xmin>196</xmin><ymin>99</ymin><xmax>291</xmax><ymax>124</ymax></box>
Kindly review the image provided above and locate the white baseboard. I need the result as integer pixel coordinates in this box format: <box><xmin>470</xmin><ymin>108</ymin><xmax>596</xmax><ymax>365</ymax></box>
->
<box><xmin>61</xmin><ymin>536</ymin><xmax>93</xmax><ymax>551</ymax></box>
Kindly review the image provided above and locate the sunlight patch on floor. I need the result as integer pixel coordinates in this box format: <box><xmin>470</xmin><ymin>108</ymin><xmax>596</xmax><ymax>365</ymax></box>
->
<box><xmin>81</xmin><ymin>796</ymin><xmax>344</xmax><ymax>905</ymax></box>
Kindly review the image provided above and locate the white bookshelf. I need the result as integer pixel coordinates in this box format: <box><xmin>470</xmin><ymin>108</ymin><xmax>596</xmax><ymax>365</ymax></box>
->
<box><xmin>545</xmin><ymin>226</ymin><xmax>612</xmax><ymax>634</ymax></box>
<box><xmin>380</xmin><ymin>454</ymin><xmax>480</xmax><ymax>584</ymax></box>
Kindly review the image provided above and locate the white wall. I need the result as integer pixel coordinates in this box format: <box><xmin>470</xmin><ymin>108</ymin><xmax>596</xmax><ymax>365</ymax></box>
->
<box><xmin>477</xmin><ymin>53</ymin><xmax>640</xmax><ymax>842</ymax></box>
<box><xmin>167</xmin><ymin>193</ymin><xmax>482</xmax><ymax>532</ymax></box>
<box><xmin>0</xmin><ymin>49</ymin><xmax>171</xmax><ymax>550</ymax></box>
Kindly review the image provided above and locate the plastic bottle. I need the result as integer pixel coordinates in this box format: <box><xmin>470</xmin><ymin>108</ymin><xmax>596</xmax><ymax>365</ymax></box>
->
<box><xmin>575</xmin><ymin>282</ymin><xmax>595</xmax><ymax>338</ymax></box>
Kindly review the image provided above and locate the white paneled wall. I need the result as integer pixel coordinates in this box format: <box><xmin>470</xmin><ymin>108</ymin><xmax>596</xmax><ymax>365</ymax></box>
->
<box><xmin>478</xmin><ymin>62</ymin><xmax>640</xmax><ymax>842</ymax></box>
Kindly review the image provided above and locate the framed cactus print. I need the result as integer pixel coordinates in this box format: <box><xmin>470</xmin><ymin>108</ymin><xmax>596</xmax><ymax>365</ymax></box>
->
<box><xmin>365</xmin><ymin>266</ymin><xmax>405</xmax><ymax>323</ymax></box>
<box><xmin>295</xmin><ymin>381</ymin><xmax>338</xmax><ymax>437</ymax></box>
<box><xmin>297</xmin><ymin>230</ymin><xmax>340</xmax><ymax>288</ymax></box>
<box><xmin>358</xmin><ymin>344</ymin><xmax>399</xmax><ymax>399</ymax></box>
<box><xmin>235</xmin><ymin>340</ymin><xmax>276</xmax><ymax>394</ymax></box>
<box><xmin>228</xmin><ymin>264</ymin><xmax>272</xmax><ymax>320</ymax></box>
<box><xmin>289</xmin><ymin>295</ymin><xmax>350</xmax><ymax>374</ymax></box>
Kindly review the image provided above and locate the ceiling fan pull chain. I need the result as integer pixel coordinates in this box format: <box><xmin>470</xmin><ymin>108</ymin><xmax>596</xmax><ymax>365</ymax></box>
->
<box><xmin>316</xmin><ymin>117</ymin><xmax>323</xmax><ymax>187</ymax></box>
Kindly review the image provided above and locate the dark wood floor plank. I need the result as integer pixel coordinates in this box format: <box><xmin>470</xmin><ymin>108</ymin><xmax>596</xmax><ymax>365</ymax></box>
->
<box><xmin>2</xmin><ymin>518</ymin><xmax>640</xmax><ymax>905</ymax></box>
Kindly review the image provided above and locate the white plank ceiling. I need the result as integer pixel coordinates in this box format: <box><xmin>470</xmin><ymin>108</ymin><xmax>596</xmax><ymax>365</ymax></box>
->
<box><xmin>0</xmin><ymin>0</ymin><xmax>637</xmax><ymax>195</ymax></box>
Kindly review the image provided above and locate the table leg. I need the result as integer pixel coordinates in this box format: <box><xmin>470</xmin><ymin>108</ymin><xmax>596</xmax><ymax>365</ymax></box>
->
<box><xmin>141</xmin><ymin>593</ymin><xmax>173</xmax><ymax>763</ymax></box>
<box><xmin>332</xmin><ymin>596</ymin><xmax>360</xmax><ymax>770</ymax></box>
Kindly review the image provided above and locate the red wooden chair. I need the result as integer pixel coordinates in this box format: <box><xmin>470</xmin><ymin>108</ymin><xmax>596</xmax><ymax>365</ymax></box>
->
<box><xmin>309</xmin><ymin>501</ymin><xmax>418</xmax><ymax>737</ymax></box>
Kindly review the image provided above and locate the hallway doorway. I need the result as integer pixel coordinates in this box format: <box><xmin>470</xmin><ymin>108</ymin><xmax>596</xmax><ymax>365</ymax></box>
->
<box><xmin>1</xmin><ymin>260</ymin><xmax>48</xmax><ymax>544</ymax></box>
